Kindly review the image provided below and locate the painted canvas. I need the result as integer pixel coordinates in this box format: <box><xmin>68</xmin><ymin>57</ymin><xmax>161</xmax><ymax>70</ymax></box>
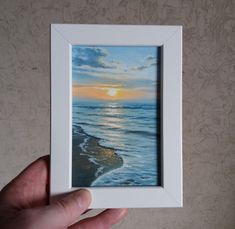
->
<box><xmin>72</xmin><ymin>45</ymin><xmax>161</xmax><ymax>187</ymax></box>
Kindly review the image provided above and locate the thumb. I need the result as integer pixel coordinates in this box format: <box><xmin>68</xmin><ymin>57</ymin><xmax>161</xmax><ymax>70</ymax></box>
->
<box><xmin>33</xmin><ymin>189</ymin><xmax>91</xmax><ymax>229</ymax></box>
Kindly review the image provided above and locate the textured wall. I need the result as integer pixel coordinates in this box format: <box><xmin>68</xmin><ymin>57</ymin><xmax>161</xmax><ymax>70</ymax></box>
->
<box><xmin>0</xmin><ymin>0</ymin><xmax>235</xmax><ymax>228</ymax></box>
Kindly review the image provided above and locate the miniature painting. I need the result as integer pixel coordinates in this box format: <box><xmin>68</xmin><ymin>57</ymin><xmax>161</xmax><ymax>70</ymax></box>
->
<box><xmin>72</xmin><ymin>45</ymin><xmax>161</xmax><ymax>187</ymax></box>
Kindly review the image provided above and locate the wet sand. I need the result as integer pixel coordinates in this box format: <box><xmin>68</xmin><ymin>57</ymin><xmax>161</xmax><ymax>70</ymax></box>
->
<box><xmin>72</xmin><ymin>126</ymin><xmax>123</xmax><ymax>187</ymax></box>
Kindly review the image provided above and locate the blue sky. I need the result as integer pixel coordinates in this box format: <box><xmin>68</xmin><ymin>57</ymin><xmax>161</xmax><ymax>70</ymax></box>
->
<box><xmin>72</xmin><ymin>45</ymin><xmax>160</xmax><ymax>101</ymax></box>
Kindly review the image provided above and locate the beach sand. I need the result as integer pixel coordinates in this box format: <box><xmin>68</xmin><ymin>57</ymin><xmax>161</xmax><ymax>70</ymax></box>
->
<box><xmin>72</xmin><ymin>126</ymin><xmax>123</xmax><ymax>187</ymax></box>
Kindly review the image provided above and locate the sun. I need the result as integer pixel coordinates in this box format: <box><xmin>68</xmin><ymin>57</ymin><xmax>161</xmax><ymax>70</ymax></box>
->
<box><xmin>107</xmin><ymin>88</ymin><xmax>117</xmax><ymax>97</ymax></box>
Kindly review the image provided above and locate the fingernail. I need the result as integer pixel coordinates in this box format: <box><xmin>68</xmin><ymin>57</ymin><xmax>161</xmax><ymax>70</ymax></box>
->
<box><xmin>116</xmin><ymin>208</ymin><xmax>128</xmax><ymax>218</ymax></box>
<box><xmin>75</xmin><ymin>189</ymin><xmax>92</xmax><ymax>208</ymax></box>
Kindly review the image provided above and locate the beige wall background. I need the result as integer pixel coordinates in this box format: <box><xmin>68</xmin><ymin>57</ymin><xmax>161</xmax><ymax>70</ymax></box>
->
<box><xmin>0</xmin><ymin>0</ymin><xmax>234</xmax><ymax>228</ymax></box>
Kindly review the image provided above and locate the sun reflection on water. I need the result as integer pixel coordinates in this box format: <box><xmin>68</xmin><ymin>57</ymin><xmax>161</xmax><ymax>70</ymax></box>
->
<box><xmin>98</xmin><ymin>102</ymin><xmax>125</xmax><ymax>148</ymax></box>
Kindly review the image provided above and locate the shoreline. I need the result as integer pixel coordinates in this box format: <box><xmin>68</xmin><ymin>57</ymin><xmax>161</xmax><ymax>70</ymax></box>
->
<box><xmin>72</xmin><ymin>125</ymin><xmax>123</xmax><ymax>187</ymax></box>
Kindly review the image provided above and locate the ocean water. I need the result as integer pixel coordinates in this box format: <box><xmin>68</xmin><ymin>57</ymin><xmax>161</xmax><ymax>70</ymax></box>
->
<box><xmin>72</xmin><ymin>101</ymin><xmax>160</xmax><ymax>186</ymax></box>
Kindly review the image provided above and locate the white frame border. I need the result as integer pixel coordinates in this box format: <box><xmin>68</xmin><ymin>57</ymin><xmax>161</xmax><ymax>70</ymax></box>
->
<box><xmin>51</xmin><ymin>24</ymin><xmax>182</xmax><ymax>208</ymax></box>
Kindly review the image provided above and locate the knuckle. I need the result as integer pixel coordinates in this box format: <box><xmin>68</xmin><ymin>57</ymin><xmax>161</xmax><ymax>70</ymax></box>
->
<box><xmin>54</xmin><ymin>198</ymin><xmax>74</xmax><ymax>220</ymax></box>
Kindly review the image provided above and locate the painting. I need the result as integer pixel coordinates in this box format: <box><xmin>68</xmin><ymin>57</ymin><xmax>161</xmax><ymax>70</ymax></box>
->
<box><xmin>72</xmin><ymin>45</ymin><xmax>161</xmax><ymax>187</ymax></box>
<box><xmin>51</xmin><ymin>24</ymin><xmax>182</xmax><ymax>208</ymax></box>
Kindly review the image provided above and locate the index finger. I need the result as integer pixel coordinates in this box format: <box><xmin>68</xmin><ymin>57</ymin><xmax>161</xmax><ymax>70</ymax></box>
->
<box><xmin>0</xmin><ymin>156</ymin><xmax>50</xmax><ymax>209</ymax></box>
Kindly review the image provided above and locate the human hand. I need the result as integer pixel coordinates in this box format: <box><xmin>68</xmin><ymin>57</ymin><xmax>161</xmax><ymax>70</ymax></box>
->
<box><xmin>0</xmin><ymin>156</ymin><xmax>128</xmax><ymax>229</ymax></box>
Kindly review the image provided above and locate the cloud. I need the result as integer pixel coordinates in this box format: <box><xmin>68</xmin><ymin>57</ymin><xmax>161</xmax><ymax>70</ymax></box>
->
<box><xmin>146</xmin><ymin>55</ymin><xmax>159</xmax><ymax>67</ymax></box>
<box><xmin>72</xmin><ymin>47</ymin><xmax>119</xmax><ymax>69</ymax></box>
<box><xmin>72</xmin><ymin>48</ymin><xmax>158</xmax><ymax>90</ymax></box>
<box><xmin>129</xmin><ymin>55</ymin><xmax>158</xmax><ymax>72</ymax></box>
<box><xmin>130</xmin><ymin>65</ymin><xmax>149</xmax><ymax>71</ymax></box>
<box><xmin>77</xmin><ymin>83</ymin><xmax>122</xmax><ymax>89</ymax></box>
<box><xmin>73</xmin><ymin>62</ymin><xmax>156</xmax><ymax>84</ymax></box>
<box><xmin>145</xmin><ymin>55</ymin><xmax>155</xmax><ymax>61</ymax></box>
<box><xmin>73</xmin><ymin>67</ymin><xmax>131</xmax><ymax>82</ymax></box>
<box><xmin>73</xmin><ymin>84</ymin><xmax>146</xmax><ymax>101</ymax></box>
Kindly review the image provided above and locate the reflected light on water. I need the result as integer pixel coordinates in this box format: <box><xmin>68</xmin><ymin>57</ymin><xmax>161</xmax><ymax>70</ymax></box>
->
<box><xmin>99</xmin><ymin>102</ymin><xmax>125</xmax><ymax>146</ymax></box>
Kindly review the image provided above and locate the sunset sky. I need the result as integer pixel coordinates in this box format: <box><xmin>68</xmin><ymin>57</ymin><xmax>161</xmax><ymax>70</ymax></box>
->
<box><xmin>72</xmin><ymin>45</ymin><xmax>160</xmax><ymax>102</ymax></box>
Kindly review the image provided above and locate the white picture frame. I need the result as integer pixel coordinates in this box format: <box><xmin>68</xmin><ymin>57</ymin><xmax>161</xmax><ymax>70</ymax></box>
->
<box><xmin>50</xmin><ymin>24</ymin><xmax>182</xmax><ymax>208</ymax></box>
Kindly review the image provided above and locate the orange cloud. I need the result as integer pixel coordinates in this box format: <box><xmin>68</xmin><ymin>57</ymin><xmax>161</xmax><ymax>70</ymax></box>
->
<box><xmin>73</xmin><ymin>84</ymin><xmax>145</xmax><ymax>101</ymax></box>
